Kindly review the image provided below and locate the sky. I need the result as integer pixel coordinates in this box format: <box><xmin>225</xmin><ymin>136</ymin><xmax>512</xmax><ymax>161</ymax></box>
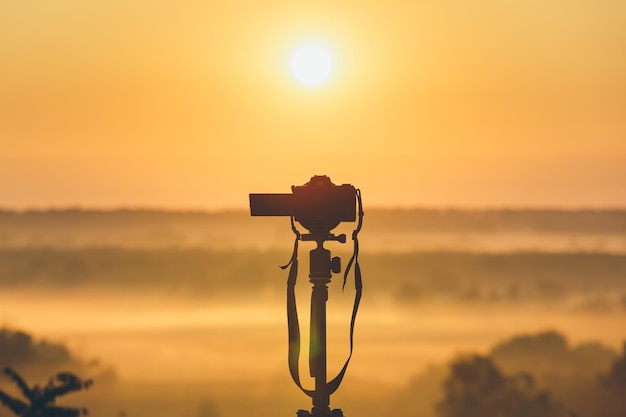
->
<box><xmin>1</xmin><ymin>0</ymin><xmax>625</xmax><ymax>209</ymax></box>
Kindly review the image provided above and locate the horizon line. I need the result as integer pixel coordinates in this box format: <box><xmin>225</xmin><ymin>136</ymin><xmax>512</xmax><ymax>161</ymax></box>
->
<box><xmin>2</xmin><ymin>205</ymin><xmax>626</xmax><ymax>214</ymax></box>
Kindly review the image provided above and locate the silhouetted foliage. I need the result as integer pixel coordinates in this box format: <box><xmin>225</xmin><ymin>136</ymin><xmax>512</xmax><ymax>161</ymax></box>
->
<box><xmin>491</xmin><ymin>330</ymin><xmax>615</xmax><ymax>379</ymax></box>
<box><xmin>0</xmin><ymin>328</ymin><xmax>116</xmax><ymax>386</ymax></box>
<box><xmin>3</xmin><ymin>249</ymin><xmax>626</xmax><ymax>307</ymax></box>
<box><xmin>436</xmin><ymin>355</ymin><xmax>563</xmax><ymax>417</ymax></box>
<box><xmin>0</xmin><ymin>328</ymin><xmax>72</xmax><ymax>368</ymax></box>
<box><xmin>471</xmin><ymin>330</ymin><xmax>626</xmax><ymax>417</ymax></box>
<box><xmin>588</xmin><ymin>341</ymin><xmax>626</xmax><ymax>417</ymax></box>
<box><xmin>602</xmin><ymin>341</ymin><xmax>626</xmax><ymax>390</ymax></box>
<box><xmin>0</xmin><ymin>367</ymin><xmax>92</xmax><ymax>417</ymax></box>
<box><xmin>196</xmin><ymin>398</ymin><xmax>219</xmax><ymax>417</ymax></box>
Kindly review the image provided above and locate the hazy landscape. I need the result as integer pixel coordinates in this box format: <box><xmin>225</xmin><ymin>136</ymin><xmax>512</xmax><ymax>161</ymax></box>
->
<box><xmin>3</xmin><ymin>0</ymin><xmax>625</xmax><ymax>415</ymax></box>
<box><xmin>1</xmin><ymin>208</ymin><xmax>626</xmax><ymax>417</ymax></box>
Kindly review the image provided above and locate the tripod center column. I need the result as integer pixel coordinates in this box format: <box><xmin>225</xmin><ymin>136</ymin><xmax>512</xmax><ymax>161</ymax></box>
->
<box><xmin>309</xmin><ymin>244</ymin><xmax>332</xmax><ymax>416</ymax></box>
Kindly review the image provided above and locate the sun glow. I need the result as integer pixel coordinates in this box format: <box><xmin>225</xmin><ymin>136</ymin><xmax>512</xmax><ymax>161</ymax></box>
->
<box><xmin>290</xmin><ymin>43</ymin><xmax>334</xmax><ymax>86</ymax></box>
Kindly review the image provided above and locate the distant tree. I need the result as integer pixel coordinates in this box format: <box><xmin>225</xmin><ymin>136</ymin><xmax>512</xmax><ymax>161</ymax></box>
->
<box><xmin>196</xmin><ymin>399</ymin><xmax>219</xmax><ymax>417</ymax></box>
<box><xmin>0</xmin><ymin>328</ymin><xmax>72</xmax><ymax>368</ymax></box>
<box><xmin>595</xmin><ymin>341</ymin><xmax>626</xmax><ymax>416</ymax></box>
<box><xmin>602</xmin><ymin>341</ymin><xmax>626</xmax><ymax>390</ymax></box>
<box><xmin>436</xmin><ymin>355</ymin><xmax>564</xmax><ymax>417</ymax></box>
<box><xmin>490</xmin><ymin>330</ymin><xmax>616</xmax><ymax>381</ymax></box>
<box><xmin>0</xmin><ymin>367</ymin><xmax>92</xmax><ymax>417</ymax></box>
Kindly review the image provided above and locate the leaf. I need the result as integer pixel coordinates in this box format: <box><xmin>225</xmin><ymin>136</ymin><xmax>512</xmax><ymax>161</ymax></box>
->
<box><xmin>2</xmin><ymin>367</ymin><xmax>35</xmax><ymax>402</ymax></box>
<box><xmin>0</xmin><ymin>389</ymin><xmax>28</xmax><ymax>415</ymax></box>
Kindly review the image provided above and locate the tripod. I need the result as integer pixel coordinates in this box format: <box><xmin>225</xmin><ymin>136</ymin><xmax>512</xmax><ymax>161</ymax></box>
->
<box><xmin>297</xmin><ymin>232</ymin><xmax>345</xmax><ymax>417</ymax></box>
<box><xmin>284</xmin><ymin>220</ymin><xmax>362</xmax><ymax>417</ymax></box>
<box><xmin>249</xmin><ymin>176</ymin><xmax>363</xmax><ymax>417</ymax></box>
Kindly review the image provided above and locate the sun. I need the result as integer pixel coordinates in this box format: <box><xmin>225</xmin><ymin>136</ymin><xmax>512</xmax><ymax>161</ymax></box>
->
<box><xmin>290</xmin><ymin>43</ymin><xmax>334</xmax><ymax>87</ymax></box>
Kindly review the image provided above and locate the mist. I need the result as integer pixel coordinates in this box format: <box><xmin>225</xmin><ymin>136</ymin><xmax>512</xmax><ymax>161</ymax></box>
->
<box><xmin>1</xmin><ymin>209</ymin><xmax>626</xmax><ymax>417</ymax></box>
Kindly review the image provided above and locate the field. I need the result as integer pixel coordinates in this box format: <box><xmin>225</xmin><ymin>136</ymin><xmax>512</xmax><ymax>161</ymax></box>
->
<box><xmin>1</xmin><ymin>209</ymin><xmax>626</xmax><ymax>417</ymax></box>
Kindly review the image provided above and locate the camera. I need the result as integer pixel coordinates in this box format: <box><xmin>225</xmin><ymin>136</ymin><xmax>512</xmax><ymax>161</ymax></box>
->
<box><xmin>249</xmin><ymin>175</ymin><xmax>356</xmax><ymax>233</ymax></box>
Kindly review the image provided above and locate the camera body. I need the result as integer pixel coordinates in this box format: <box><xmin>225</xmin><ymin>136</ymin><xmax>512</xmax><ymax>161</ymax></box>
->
<box><xmin>249</xmin><ymin>175</ymin><xmax>356</xmax><ymax>233</ymax></box>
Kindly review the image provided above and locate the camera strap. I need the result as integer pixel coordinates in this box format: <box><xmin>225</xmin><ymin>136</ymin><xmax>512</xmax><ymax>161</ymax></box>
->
<box><xmin>281</xmin><ymin>189</ymin><xmax>363</xmax><ymax>398</ymax></box>
<box><xmin>328</xmin><ymin>188</ymin><xmax>363</xmax><ymax>394</ymax></box>
<box><xmin>280</xmin><ymin>217</ymin><xmax>314</xmax><ymax>397</ymax></box>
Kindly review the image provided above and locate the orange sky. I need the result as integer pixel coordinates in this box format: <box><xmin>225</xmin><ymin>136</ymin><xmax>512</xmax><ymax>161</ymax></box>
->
<box><xmin>1</xmin><ymin>1</ymin><xmax>625</xmax><ymax>209</ymax></box>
